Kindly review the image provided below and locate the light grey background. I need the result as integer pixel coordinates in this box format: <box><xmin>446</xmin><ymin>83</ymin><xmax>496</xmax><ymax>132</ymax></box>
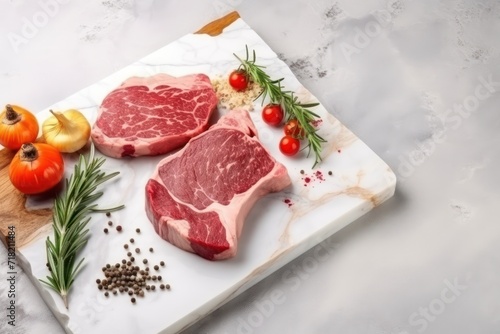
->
<box><xmin>1</xmin><ymin>0</ymin><xmax>499</xmax><ymax>333</ymax></box>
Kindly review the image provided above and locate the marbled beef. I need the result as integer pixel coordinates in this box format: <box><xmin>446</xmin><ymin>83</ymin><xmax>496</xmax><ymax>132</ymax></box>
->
<box><xmin>91</xmin><ymin>73</ymin><xmax>218</xmax><ymax>158</ymax></box>
<box><xmin>145</xmin><ymin>109</ymin><xmax>291</xmax><ymax>260</ymax></box>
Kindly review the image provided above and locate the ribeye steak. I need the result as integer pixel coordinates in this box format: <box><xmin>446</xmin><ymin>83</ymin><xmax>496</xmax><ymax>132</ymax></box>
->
<box><xmin>91</xmin><ymin>73</ymin><xmax>218</xmax><ymax>158</ymax></box>
<box><xmin>145</xmin><ymin>109</ymin><xmax>291</xmax><ymax>260</ymax></box>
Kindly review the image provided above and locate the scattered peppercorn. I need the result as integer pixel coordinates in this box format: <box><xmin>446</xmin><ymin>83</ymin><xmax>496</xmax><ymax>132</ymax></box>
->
<box><xmin>136</xmin><ymin>228</ymin><xmax>141</xmax><ymax>233</ymax></box>
<box><xmin>135</xmin><ymin>248</ymin><xmax>140</xmax><ymax>254</ymax></box>
<box><xmin>96</xmin><ymin>252</ymin><xmax>171</xmax><ymax>300</ymax></box>
<box><xmin>124</xmin><ymin>244</ymin><xmax>128</xmax><ymax>249</ymax></box>
<box><xmin>131</xmin><ymin>298</ymin><xmax>136</xmax><ymax>303</ymax></box>
<box><xmin>108</xmin><ymin>221</ymin><xmax>113</xmax><ymax>226</ymax></box>
<box><xmin>116</xmin><ymin>225</ymin><xmax>122</xmax><ymax>232</ymax></box>
<box><xmin>149</xmin><ymin>247</ymin><xmax>153</xmax><ymax>252</ymax></box>
<box><xmin>104</xmin><ymin>228</ymin><xmax>108</xmax><ymax>234</ymax></box>
<box><xmin>106</xmin><ymin>212</ymin><xmax>111</xmax><ymax>217</ymax></box>
<box><xmin>300</xmin><ymin>170</ymin><xmax>305</xmax><ymax>174</ymax></box>
<box><xmin>130</xmin><ymin>238</ymin><xmax>134</xmax><ymax>243</ymax></box>
<box><xmin>127</xmin><ymin>252</ymin><xmax>132</xmax><ymax>257</ymax></box>
<box><xmin>328</xmin><ymin>171</ymin><xmax>332</xmax><ymax>176</ymax></box>
<box><xmin>160</xmin><ymin>261</ymin><xmax>165</xmax><ymax>267</ymax></box>
<box><xmin>166</xmin><ymin>284</ymin><xmax>170</xmax><ymax>290</ymax></box>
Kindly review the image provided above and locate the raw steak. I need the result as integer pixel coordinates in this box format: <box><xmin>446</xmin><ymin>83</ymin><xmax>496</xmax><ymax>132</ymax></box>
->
<box><xmin>91</xmin><ymin>73</ymin><xmax>218</xmax><ymax>158</ymax></box>
<box><xmin>145</xmin><ymin>109</ymin><xmax>291</xmax><ymax>260</ymax></box>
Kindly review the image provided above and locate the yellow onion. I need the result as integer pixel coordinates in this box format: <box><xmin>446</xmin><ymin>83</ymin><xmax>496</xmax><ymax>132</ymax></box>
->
<box><xmin>42</xmin><ymin>109</ymin><xmax>91</xmax><ymax>153</ymax></box>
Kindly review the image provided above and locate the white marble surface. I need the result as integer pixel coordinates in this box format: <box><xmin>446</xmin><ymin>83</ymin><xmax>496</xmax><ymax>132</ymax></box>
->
<box><xmin>8</xmin><ymin>16</ymin><xmax>395</xmax><ymax>333</ymax></box>
<box><xmin>0</xmin><ymin>1</ymin><xmax>499</xmax><ymax>333</ymax></box>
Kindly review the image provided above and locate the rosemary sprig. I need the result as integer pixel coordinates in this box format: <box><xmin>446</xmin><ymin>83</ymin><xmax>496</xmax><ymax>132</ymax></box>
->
<box><xmin>40</xmin><ymin>144</ymin><xmax>124</xmax><ymax>309</ymax></box>
<box><xmin>234</xmin><ymin>46</ymin><xmax>326</xmax><ymax>168</ymax></box>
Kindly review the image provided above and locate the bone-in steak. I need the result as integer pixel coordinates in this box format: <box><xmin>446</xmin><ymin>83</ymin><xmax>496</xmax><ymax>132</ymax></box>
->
<box><xmin>145</xmin><ymin>109</ymin><xmax>291</xmax><ymax>260</ymax></box>
<box><xmin>91</xmin><ymin>73</ymin><xmax>218</xmax><ymax>158</ymax></box>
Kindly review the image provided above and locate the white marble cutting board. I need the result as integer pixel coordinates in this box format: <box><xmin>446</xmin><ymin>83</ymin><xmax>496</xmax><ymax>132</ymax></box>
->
<box><xmin>17</xmin><ymin>17</ymin><xmax>396</xmax><ymax>334</ymax></box>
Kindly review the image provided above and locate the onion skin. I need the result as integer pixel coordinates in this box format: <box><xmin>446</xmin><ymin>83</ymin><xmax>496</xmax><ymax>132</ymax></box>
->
<box><xmin>42</xmin><ymin>109</ymin><xmax>91</xmax><ymax>153</ymax></box>
<box><xmin>0</xmin><ymin>104</ymin><xmax>39</xmax><ymax>150</ymax></box>
<box><xmin>9</xmin><ymin>142</ymin><xmax>64</xmax><ymax>195</ymax></box>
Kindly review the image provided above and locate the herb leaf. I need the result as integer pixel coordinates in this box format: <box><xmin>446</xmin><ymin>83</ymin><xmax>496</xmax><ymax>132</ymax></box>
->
<box><xmin>234</xmin><ymin>46</ymin><xmax>326</xmax><ymax>167</ymax></box>
<box><xmin>41</xmin><ymin>144</ymin><xmax>124</xmax><ymax>309</ymax></box>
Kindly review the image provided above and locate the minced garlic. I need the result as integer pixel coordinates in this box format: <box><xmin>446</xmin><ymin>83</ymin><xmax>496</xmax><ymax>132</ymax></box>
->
<box><xmin>212</xmin><ymin>75</ymin><xmax>262</xmax><ymax>111</ymax></box>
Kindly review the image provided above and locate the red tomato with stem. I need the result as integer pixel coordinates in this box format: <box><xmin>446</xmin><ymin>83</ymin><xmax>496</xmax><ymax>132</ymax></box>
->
<box><xmin>262</xmin><ymin>104</ymin><xmax>284</xmax><ymax>126</ymax></box>
<box><xmin>279</xmin><ymin>135</ymin><xmax>300</xmax><ymax>156</ymax></box>
<box><xmin>9</xmin><ymin>142</ymin><xmax>64</xmax><ymax>194</ymax></box>
<box><xmin>228</xmin><ymin>70</ymin><xmax>249</xmax><ymax>91</ymax></box>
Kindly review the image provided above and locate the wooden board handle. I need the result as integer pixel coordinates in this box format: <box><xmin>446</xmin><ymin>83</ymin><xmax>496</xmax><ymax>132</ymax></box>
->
<box><xmin>196</xmin><ymin>11</ymin><xmax>240</xmax><ymax>36</ymax></box>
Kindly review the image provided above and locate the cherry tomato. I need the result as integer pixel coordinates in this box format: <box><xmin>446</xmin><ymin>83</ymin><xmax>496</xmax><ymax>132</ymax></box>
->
<box><xmin>228</xmin><ymin>70</ymin><xmax>249</xmax><ymax>91</ymax></box>
<box><xmin>262</xmin><ymin>104</ymin><xmax>284</xmax><ymax>126</ymax></box>
<box><xmin>9</xmin><ymin>142</ymin><xmax>64</xmax><ymax>195</ymax></box>
<box><xmin>279</xmin><ymin>135</ymin><xmax>300</xmax><ymax>156</ymax></box>
<box><xmin>283</xmin><ymin>119</ymin><xmax>305</xmax><ymax>138</ymax></box>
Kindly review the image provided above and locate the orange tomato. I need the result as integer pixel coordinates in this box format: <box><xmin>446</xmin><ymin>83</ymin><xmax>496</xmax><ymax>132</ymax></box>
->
<box><xmin>283</xmin><ymin>119</ymin><xmax>305</xmax><ymax>139</ymax></box>
<box><xmin>9</xmin><ymin>143</ymin><xmax>64</xmax><ymax>195</ymax></box>
<box><xmin>0</xmin><ymin>104</ymin><xmax>39</xmax><ymax>150</ymax></box>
